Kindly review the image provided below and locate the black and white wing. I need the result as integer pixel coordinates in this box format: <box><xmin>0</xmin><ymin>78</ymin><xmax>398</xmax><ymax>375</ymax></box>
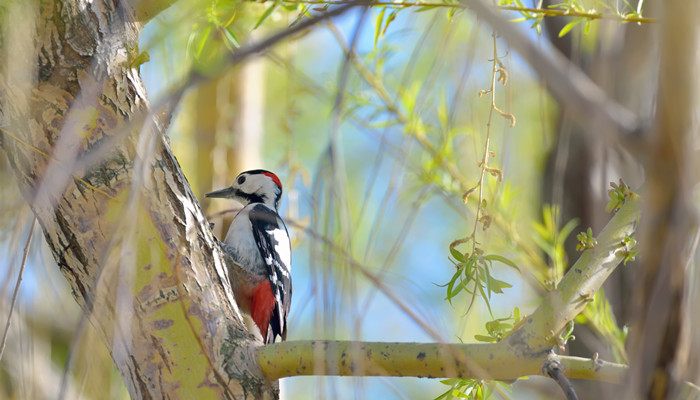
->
<box><xmin>249</xmin><ymin>203</ymin><xmax>292</xmax><ymax>343</ymax></box>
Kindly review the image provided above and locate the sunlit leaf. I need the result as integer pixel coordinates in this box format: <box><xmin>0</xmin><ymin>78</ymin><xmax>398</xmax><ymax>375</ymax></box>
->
<box><xmin>195</xmin><ymin>25</ymin><xmax>212</xmax><ymax>59</ymax></box>
<box><xmin>374</xmin><ymin>8</ymin><xmax>386</xmax><ymax>49</ymax></box>
<box><xmin>474</xmin><ymin>334</ymin><xmax>496</xmax><ymax>343</ymax></box>
<box><xmin>382</xmin><ymin>10</ymin><xmax>399</xmax><ymax>37</ymax></box>
<box><xmin>289</xmin><ymin>4</ymin><xmax>312</xmax><ymax>27</ymax></box>
<box><xmin>450</xmin><ymin>246</ymin><xmax>466</xmax><ymax>263</ymax></box>
<box><xmin>558</xmin><ymin>17</ymin><xmax>582</xmax><ymax>37</ymax></box>
<box><xmin>254</xmin><ymin>0</ymin><xmax>281</xmax><ymax>30</ymax></box>
<box><xmin>483</xmin><ymin>254</ymin><xmax>520</xmax><ymax>272</ymax></box>
<box><xmin>223</xmin><ymin>27</ymin><xmax>240</xmax><ymax>48</ymax></box>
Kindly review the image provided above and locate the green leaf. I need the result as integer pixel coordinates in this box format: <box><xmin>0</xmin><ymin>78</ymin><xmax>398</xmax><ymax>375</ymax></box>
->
<box><xmin>483</xmin><ymin>254</ymin><xmax>520</xmax><ymax>272</ymax></box>
<box><xmin>289</xmin><ymin>4</ymin><xmax>311</xmax><ymax>27</ymax></box>
<box><xmin>374</xmin><ymin>8</ymin><xmax>386</xmax><ymax>49</ymax></box>
<box><xmin>560</xmin><ymin>217</ymin><xmax>580</xmax><ymax>241</ymax></box>
<box><xmin>487</xmin><ymin>276</ymin><xmax>512</xmax><ymax>294</ymax></box>
<box><xmin>195</xmin><ymin>25</ymin><xmax>212</xmax><ymax>59</ymax></box>
<box><xmin>450</xmin><ymin>246</ymin><xmax>466</xmax><ymax>263</ymax></box>
<box><xmin>185</xmin><ymin>30</ymin><xmax>197</xmax><ymax>60</ymax></box>
<box><xmin>444</xmin><ymin>269</ymin><xmax>462</xmax><ymax>305</ymax></box>
<box><xmin>531</xmin><ymin>221</ymin><xmax>550</xmax><ymax>240</ymax></box>
<box><xmin>129</xmin><ymin>51</ymin><xmax>150</xmax><ymax>69</ymax></box>
<box><xmin>496</xmin><ymin>380</ymin><xmax>513</xmax><ymax>389</ymax></box>
<box><xmin>454</xmin><ymin>273</ymin><xmax>474</xmax><ymax>297</ymax></box>
<box><xmin>482</xmin><ymin>264</ymin><xmax>494</xmax><ymax>299</ymax></box>
<box><xmin>254</xmin><ymin>0</ymin><xmax>281</xmax><ymax>30</ymax></box>
<box><xmin>477</xmin><ymin>281</ymin><xmax>493</xmax><ymax>315</ymax></box>
<box><xmin>223</xmin><ymin>27</ymin><xmax>240</xmax><ymax>48</ymax></box>
<box><xmin>447</xmin><ymin>7</ymin><xmax>457</xmax><ymax>20</ymax></box>
<box><xmin>474</xmin><ymin>334</ymin><xmax>496</xmax><ymax>343</ymax></box>
<box><xmin>558</xmin><ymin>17</ymin><xmax>582</xmax><ymax>37</ymax></box>
<box><xmin>382</xmin><ymin>10</ymin><xmax>399</xmax><ymax>36</ymax></box>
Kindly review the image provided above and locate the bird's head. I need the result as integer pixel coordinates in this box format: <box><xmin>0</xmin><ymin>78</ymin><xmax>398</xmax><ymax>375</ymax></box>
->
<box><xmin>206</xmin><ymin>169</ymin><xmax>283</xmax><ymax>211</ymax></box>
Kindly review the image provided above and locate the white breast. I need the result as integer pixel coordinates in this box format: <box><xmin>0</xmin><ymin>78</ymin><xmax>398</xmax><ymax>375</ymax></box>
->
<box><xmin>223</xmin><ymin>207</ymin><xmax>266</xmax><ymax>275</ymax></box>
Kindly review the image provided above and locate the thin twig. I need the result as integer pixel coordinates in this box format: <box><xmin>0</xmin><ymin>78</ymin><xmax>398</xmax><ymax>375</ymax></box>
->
<box><xmin>542</xmin><ymin>357</ymin><xmax>579</xmax><ymax>400</ymax></box>
<box><xmin>252</xmin><ymin>0</ymin><xmax>656</xmax><ymax>24</ymax></box>
<box><xmin>459</xmin><ymin>0</ymin><xmax>644</xmax><ymax>150</ymax></box>
<box><xmin>0</xmin><ymin>217</ymin><xmax>35</xmax><ymax>361</ymax></box>
<box><xmin>471</xmin><ymin>31</ymin><xmax>501</xmax><ymax>254</ymax></box>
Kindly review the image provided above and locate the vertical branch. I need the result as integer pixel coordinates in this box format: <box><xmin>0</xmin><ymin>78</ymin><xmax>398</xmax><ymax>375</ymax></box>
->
<box><xmin>449</xmin><ymin>26</ymin><xmax>512</xmax><ymax>271</ymax></box>
<box><xmin>469</xmin><ymin>31</ymin><xmax>500</xmax><ymax>254</ymax></box>
<box><xmin>627</xmin><ymin>0</ymin><xmax>699</xmax><ymax>398</ymax></box>
<box><xmin>0</xmin><ymin>218</ymin><xmax>35</xmax><ymax>361</ymax></box>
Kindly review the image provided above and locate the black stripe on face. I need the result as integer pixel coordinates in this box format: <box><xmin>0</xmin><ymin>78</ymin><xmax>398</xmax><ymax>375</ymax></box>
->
<box><xmin>237</xmin><ymin>189</ymin><xmax>265</xmax><ymax>205</ymax></box>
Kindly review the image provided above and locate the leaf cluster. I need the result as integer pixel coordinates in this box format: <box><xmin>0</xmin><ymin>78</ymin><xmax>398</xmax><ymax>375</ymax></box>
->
<box><xmin>576</xmin><ymin>227</ymin><xmax>597</xmax><ymax>252</ymax></box>
<box><xmin>531</xmin><ymin>204</ymin><xmax>579</xmax><ymax>285</ymax></box>
<box><xmin>437</xmin><ymin>378</ymin><xmax>512</xmax><ymax>400</ymax></box>
<box><xmin>606</xmin><ymin>179</ymin><xmax>634</xmax><ymax>213</ymax></box>
<box><xmin>499</xmin><ymin>0</ymin><xmax>647</xmax><ymax>37</ymax></box>
<box><xmin>474</xmin><ymin>307</ymin><xmax>521</xmax><ymax>343</ymax></box>
<box><xmin>443</xmin><ymin>249</ymin><xmax>519</xmax><ymax>316</ymax></box>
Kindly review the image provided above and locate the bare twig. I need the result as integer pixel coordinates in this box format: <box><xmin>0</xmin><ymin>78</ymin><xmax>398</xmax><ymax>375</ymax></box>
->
<box><xmin>542</xmin><ymin>357</ymin><xmax>579</xmax><ymax>400</ymax></box>
<box><xmin>459</xmin><ymin>0</ymin><xmax>644</xmax><ymax>150</ymax></box>
<box><xmin>0</xmin><ymin>217</ymin><xmax>35</xmax><ymax>361</ymax></box>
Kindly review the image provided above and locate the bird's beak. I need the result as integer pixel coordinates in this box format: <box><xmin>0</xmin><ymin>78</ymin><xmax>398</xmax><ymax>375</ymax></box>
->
<box><xmin>206</xmin><ymin>186</ymin><xmax>236</xmax><ymax>198</ymax></box>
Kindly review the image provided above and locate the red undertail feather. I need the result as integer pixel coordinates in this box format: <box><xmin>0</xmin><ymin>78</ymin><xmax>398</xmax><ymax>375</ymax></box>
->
<box><xmin>251</xmin><ymin>281</ymin><xmax>276</xmax><ymax>342</ymax></box>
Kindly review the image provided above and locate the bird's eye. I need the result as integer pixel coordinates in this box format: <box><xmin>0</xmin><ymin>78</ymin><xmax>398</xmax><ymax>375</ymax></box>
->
<box><xmin>237</xmin><ymin>175</ymin><xmax>246</xmax><ymax>185</ymax></box>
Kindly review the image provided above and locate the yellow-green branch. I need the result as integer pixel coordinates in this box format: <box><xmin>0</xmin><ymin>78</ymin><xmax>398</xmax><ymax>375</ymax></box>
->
<box><xmin>258</xmin><ymin>340</ymin><xmax>627</xmax><ymax>383</ymax></box>
<box><xmin>519</xmin><ymin>194</ymin><xmax>640</xmax><ymax>354</ymax></box>
<box><xmin>267</xmin><ymin>0</ymin><xmax>655</xmax><ymax>24</ymax></box>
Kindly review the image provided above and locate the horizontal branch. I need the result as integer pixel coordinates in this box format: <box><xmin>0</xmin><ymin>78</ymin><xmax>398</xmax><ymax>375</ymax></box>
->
<box><xmin>258</xmin><ymin>340</ymin><xmax>626</xmax><ymax>383</ymax></box>
<box><xmin>269</xmin><ymin>0</ymin><xmax>655</xmax><ymax>24</ymax></box>
<box><xmin>559</xmin><ymin>355</ymin><xmax>627</xmax><ymax>382</ymax></box>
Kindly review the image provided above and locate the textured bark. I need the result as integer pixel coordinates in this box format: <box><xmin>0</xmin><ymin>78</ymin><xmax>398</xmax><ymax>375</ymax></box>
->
<box><xmin>259</xmin><ymin>340</ymin><xmax>627</xmax><ymax>382</ymax></box>
<box><xmin>0</xmin><ymin>0</ymin><xmax>275</xmax><ymax>398</ymax></box>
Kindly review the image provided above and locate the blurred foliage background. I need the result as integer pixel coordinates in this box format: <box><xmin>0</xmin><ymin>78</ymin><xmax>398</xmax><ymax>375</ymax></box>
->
<box><xmin>0</xmin><ymin>0</ymin><xmax>663</xmax><ymax>399</ymax></box>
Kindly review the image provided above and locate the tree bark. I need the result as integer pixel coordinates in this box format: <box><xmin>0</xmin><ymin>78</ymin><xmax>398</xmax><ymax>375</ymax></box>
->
<box><xmin>0</xmin><ymin>1</ymin><xmax>274</xmax><ymax>398</ymax></box>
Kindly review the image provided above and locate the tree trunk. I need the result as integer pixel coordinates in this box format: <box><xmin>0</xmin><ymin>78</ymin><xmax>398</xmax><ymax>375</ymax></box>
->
<box><xmin>0</xmin><ymin>1</ymin><xmax>274</xmax><ymax>398</ymax></box>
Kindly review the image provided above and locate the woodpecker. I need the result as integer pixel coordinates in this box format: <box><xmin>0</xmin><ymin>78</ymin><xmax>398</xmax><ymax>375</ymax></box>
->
<box><xmin>206</xmin><ymin>169</ymin><xmax>291</xmax><ymax>344</ymax></box>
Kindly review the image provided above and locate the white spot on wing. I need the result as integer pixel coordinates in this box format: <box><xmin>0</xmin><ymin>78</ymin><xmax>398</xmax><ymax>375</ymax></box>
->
<box><xmin>268</xmin><ymin>227</ymin><xmax>291</xmax><ymax>274</ymax></box>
